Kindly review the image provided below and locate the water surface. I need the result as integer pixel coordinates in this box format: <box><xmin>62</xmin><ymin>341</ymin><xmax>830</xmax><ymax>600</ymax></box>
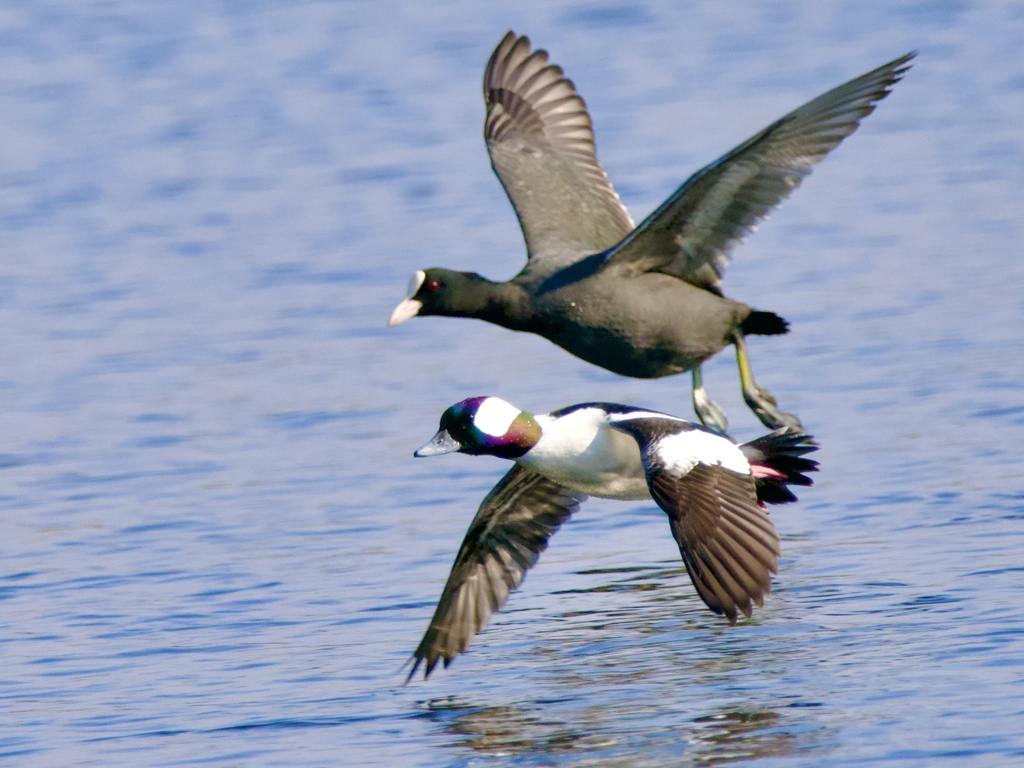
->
<box><xmin>2</xmin><ymin>1</ymin><xmax>1023</xmax><ymax>765</ymax></box>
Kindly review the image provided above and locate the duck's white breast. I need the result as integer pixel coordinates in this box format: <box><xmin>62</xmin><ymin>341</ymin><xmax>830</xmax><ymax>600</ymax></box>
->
<box><xmin>517</xmin><ymin>408</ymin><xmax>650</xmax><ymax>500</ymax></box>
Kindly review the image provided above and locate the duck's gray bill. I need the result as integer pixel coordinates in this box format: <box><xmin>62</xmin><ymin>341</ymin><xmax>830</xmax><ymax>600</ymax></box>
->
<box><xmin>414</xmin><ymin>429</ymin><xmax>462</xmax><ymax>457</ymax></box>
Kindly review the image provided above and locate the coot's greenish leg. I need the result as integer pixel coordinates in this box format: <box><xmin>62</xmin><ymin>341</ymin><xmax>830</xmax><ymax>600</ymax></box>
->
<box><xmin>733</xmin><ymin>332</ymin><xmax>804</xmax><ymax>431</ymax></box>
<box><xmin>691</xmin><ymin>366</ymin><xmax>729</xmax><ymax>435</ymax></box>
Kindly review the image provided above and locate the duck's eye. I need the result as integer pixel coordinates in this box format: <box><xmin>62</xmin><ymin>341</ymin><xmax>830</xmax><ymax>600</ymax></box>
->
<box><xmin>425</xmin><ymin>279</ymin><xmax>440</xmax><ymax>292</ymax></box>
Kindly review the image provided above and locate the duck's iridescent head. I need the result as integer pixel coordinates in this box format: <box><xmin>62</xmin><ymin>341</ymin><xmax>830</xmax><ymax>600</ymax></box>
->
<box><xmin>415</xmin><ymin>397</ymin><xmax>542</xmax><ymax>460</ymax></box>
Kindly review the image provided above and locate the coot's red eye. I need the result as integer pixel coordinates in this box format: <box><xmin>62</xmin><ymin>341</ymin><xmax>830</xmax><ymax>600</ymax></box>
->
<box><xmin>426</xmin><ymin>280</ymin><xmax>440</xmax><ymax>292</ymax></box>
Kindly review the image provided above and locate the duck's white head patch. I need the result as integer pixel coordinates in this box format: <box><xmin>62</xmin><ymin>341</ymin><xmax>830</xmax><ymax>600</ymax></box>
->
<box><xmin>473</xmin><ymin>397</ymin><xmax>522</xmax><ymax>437</ymax></box>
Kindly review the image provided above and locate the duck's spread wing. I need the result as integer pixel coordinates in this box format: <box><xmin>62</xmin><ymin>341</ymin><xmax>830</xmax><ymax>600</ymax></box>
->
<box><xmin>409</xmin><ymin>464</ymin><xmax>586</xmax><ymax>680</ymax></box>
<box><xmin>484</xmin><ymin>32</ymin><xmax>634</xmax><ymax>274</ymax></box>
<box><xmin>609</xmin><ymin>416</ymin><xmax>781</xmax><ymax>622</ymax></box>
<box><xmin>647</xmin><ymin>463</ymin><xmax>780</xmax><ymax>622</ymax></box>
<box><xmin>602</xmin><ymin>52</ymin><xmax>915</xmax><ymax>293</ymax></box>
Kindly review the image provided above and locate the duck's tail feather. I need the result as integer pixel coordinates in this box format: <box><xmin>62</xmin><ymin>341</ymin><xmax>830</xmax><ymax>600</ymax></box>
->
<box><xmin>740</xmin><ymin>428</ymin><xmax>819</xmax><ymax>504</ymax></box>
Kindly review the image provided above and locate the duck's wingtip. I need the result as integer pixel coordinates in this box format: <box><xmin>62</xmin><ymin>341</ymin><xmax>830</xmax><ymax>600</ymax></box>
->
<box><xmin>402</xmin><ymin>655</ymin><xmax>426</xmax><ymax>685</ymax></box>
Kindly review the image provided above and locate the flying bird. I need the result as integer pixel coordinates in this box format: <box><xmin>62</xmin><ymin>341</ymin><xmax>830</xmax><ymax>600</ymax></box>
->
<box><xmin>407</xmin><ymin>396</ymin><xmax>818</xmax><ymax>679</ymax></box>
<box><xmin>389</xmin><ymin>33</ymin><xmax>914</xmax><ymax>433</ymax></box>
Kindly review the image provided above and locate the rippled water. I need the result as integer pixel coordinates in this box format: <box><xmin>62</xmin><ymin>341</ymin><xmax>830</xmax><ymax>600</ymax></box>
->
<box><xmin>2</xmin><ymin>1</ymin><xmax>1023</xmax><ymax>765</ymax></box>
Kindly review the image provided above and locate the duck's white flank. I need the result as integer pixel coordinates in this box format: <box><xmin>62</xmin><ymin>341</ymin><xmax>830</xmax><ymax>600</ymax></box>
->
<box><xmin>654</xmin><ymin>430</ymin><xmax>751</xmax><ymax>476</ymax></box>
<box><xmin>474</xmin><ymin>397</ymin><xmax>522</xmax><ymax>437</ymax></box>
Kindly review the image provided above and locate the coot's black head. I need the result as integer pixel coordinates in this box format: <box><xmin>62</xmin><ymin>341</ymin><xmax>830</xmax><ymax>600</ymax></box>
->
<box><xmin>387</xmin><ymin>268</ymin><xmax>488</xmax><ymax>325</ymax></box>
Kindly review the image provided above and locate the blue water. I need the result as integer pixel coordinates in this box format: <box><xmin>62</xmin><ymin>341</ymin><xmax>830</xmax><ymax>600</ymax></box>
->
<box><xmin>2</xmin><ymin>1</ymin><xmax>1023</xmax><ymax>765</ymax></box>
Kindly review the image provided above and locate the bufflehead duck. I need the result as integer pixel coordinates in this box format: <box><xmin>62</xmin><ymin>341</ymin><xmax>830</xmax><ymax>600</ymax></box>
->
<box><xmin>407</xmin><ymin>396</ymin><xmax>818</xmax><ymax>679</ymax></box>
<box><xmin>389</xmin><ymin>32</ymin><xmax>914</xmax><ymax>433</ymax></box>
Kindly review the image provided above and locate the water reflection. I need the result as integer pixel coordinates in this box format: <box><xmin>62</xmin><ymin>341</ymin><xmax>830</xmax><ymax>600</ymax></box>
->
<box><xmin>422</xmin><ymin>698</ymin><xmax>799</xmax><ymax>765</ymax></box>
<box><xmin>423</xmin><ymin>699</ymin><xmax>594</xmax><ymax>756</ymax></box>
<box><xmin>4</xmin><ymin>0</ymin><xmax>1024</xmax><ymax>764</ymax></box>
<box><xmin>689</xmin><ymin>710</ymin><xmax>794</xmax><ymax>765</ymax></box>
<box><xmin>418</xmin><ymin>566</ymin><xmax>813</xmax><ymax>764</ymax></box>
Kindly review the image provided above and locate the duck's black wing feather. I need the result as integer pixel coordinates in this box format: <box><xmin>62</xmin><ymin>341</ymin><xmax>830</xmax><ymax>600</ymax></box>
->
<box><xmin>609</xmin><ymin>416</ymin><xmax>781</xmax><ymax>622</ymax></box>
<box><xmin>484</xmin><ymin>32</ymin><xmax>634</xmax><ymax>275</ymax></box>
<box><xmin>602</xmin><ymin>52</ymin><xmax>915</xmax><ymax>293</ymax></box>
<box><xmin>647</xmin><ymin>463</ymin><xmax>780</xmax><ymax>622</ymax></box>
<box><xmin>408</xmin><ymin>464</ymin><xmax>586</xmax><ymax>680</ymax></box>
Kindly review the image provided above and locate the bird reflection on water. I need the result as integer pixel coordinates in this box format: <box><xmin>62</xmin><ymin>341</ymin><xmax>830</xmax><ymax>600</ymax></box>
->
<box><xmin>421</xmin><ymin>699</ymin><xmax>799</xmax><ymax>764</ymax></box>
<box><xmin>689</xmin><ymin>710</ymin><xmax>797</xmax><ymax>765</ymax></box>
<box><xmin>415</xmin><ymin>564</ymin><xmax>821</xmax><ymax>764</ymax></box>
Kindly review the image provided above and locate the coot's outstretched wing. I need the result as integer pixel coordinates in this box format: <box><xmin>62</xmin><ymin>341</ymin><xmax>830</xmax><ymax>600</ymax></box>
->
<box><xmin>484</xmin><ymin>32</ymin><xmax>634</xmax><ymax>275</ymax></box>
<box><xmin>604</xmin><ymin>52</ymin><xmax>915</xmax><ymax>293</ymax></box>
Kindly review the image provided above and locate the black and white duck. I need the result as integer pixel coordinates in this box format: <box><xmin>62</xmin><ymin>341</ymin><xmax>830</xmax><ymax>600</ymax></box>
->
<box><xmin>407</xmin><ymin>396</ymin><xmax>818</xmax><ymax>679</ymax></box>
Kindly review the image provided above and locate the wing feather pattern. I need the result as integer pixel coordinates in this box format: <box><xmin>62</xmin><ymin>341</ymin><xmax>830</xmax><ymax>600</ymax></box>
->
<box><xmin>408</xmin><ymin>464</ymin><xmax>586</xmax><ymax>680</ymax></box>
<box><xmin>647</xmin><ymin>463</ymin><xmax>780</xmax><ymax>621</ymax></box>
<box><xmin>484</xmin><ymin>32</ymin><xmax>634</xmax><ymax>273</ymax></box>
<box><xmin>603</xmin><ymin>52</ymin><xmax>915</xmax><ymax>292</ymax></box>
<box><xmin>608</xmin><ymin>416</ymin><xmax>782</xmax><ymax>621</ymax></box>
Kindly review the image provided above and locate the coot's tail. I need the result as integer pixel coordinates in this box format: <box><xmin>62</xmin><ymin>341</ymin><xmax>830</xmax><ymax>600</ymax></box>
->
<box><xmin>740</xmin><ymin>428</ymin><xmax>818</xmax><ymax>505</ymax></box>
<box><xmin>741</xmin><ymin>310</ymin><xmax>789</xmax><ymax>337</ymax></box>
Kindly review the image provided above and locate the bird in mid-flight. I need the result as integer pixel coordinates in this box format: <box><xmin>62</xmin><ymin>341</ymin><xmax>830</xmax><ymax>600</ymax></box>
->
<box><xmin>406</xmin><ymin>396</ymin><xmax>818</xmax><ymax>679</ymax></box>
<box><xmin>388</xmin><ymin>33</ymin><xmax>914</xmax><ymax>433</ymax></box>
